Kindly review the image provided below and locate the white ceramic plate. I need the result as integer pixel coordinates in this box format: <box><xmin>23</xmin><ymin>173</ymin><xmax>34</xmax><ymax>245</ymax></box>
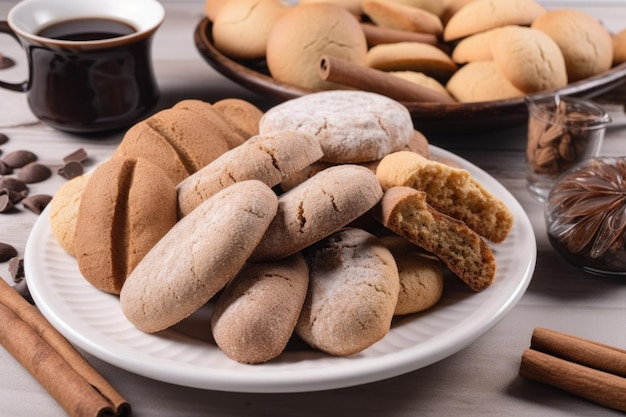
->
<box><xmin>25</xmin><ymin>146</ymin><xmax>536</xmax><ymax>393</ymax></box>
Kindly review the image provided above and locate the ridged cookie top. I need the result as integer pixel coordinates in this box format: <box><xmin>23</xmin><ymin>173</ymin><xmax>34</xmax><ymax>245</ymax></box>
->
<box><xmin>259</xmin><ymin>90</ymin><xmax>413</xmax><ymax>163</ymax></box>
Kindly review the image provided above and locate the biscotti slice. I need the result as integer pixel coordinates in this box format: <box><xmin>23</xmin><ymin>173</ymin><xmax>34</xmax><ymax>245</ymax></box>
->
<box><xmin>297</xmin><ymin>228</ymin><xmax>399</xmax><ymax>356</ymax></box>
<box><xmin>120</xmin><ymin>180</ymin><xmax>278</xmax><ymax>333</ymax></box>
<box><xmin>212</xmin><ymin>98</ymin><xmax>264</xmax><ymax>140</ymax></box>
<box><xmin>376</xmin><ymin>151</ymin><xmax>513</xmax><ymax>243</ymax></box>
<box><xmin>372</xmin><ymin>186</ymin><xmax>495</xmax><ymax>291</ymax></box>
<box><xmin>176</xmin><ymin>130</ymin><xmax>323</xmax><ymax>217</ymax></box>
<box><xmin>49</xmin><ymin>174</ymin><xmax>89</xmax><ymax>257</ymax></box>
<box><xmin>250</xmin><ymin>164</ymin><xmax>383</xmax><ymax>262</ymax></box>
<box><xmin>211</xmin><ymin>253</ymin><xmax>309</xmax><ymax>364</ymax></box>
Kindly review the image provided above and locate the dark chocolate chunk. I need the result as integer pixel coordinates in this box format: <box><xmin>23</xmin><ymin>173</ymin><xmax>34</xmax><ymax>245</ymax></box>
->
<box><xmin>9</xmin><ymin>256</ymin><xmax>24</xmax><ymax>282</ymax></box>
<box><xmin>0</xmin><ymin>242</ymin><xmax>17</xmax><ymax>262</ymax></box>
<box><xmin>0</xmin><ymin>193</ymin><xmax>14</xmax><ymax>213</ymax></box>
<box><xmin>12</xmin><ymin>279</ymin><xmax>33</xmax><ymax>304</ymax></box>
<box><xmin>17</xmin><ymin>162</ymin><xmax>52</xmax><ymax>184</ymax></box>
<box><xmin>22</xmin><ymin>194</ymin><xmax>52</xmax><ymax>214</ymax></box>
<box><xmin>58</xmin><ymin>160</ymin><xmax>84</xmax><ymax>179</ymax></box>
<box><xmin>0</xmin><ymin>177</ymin><xmax>29</xmax><ymax>203</ymax></box>
<box><xmin>0</xmin><ymin>56</ymin><xmax>15</xmax><ymax>70</ymax></box>
<box><xmin>0</xmin><ymin>133</ymin><xmax>9</xmax><ymax>145</ymax></box>
<box><xmin>0</xmin><ymin>160</ymin><xmax>12</xmax><ymax>175</ymax></box>
<box><xmin>2</xmin><ymin>149</ymin><xmax>37</xmax><ymax>169</ymax></box>
<box><xmin>63</xmin><ymin>148</ymin><xmax>88</xmax><ymax>163</ymax></box>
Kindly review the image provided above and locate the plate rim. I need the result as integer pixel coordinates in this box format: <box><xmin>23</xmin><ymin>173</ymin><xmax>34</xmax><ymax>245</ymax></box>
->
<box><xmin>25</xmin><ymin>146</ymin><xmax>537</xmax><ymax>393</ymax></box>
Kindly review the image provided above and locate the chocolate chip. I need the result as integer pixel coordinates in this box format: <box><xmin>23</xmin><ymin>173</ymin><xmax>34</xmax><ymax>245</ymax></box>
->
<box><xmin>0</xmin><ymin>160</ymin><xmax>12</xmax><ymax>175</ymax></box>
<box><xmin>0</xmin><ymin>193</ymin><xmax>14</xmax><ymax>213</ymax></box>
<box><xmin>63</xmin><ymin>148</ymin><xmax>88</xmax><ymax>164</ymax></box>
<box><xmin>0</xmin><ymin>177</ymin><xmax>29</xmax><ymax>203</ymax></box>
<box><xmin>12</xmin><ymin>279</ymin><xmax>33</xmax><ymax>304</ymax></box>
<box><xmin>2</xmin><ymin>149</ymin><xmax>37</xmax><ymax>169</ymax></box>
<box><xmin>17</xmin><ymin>162</ymin><xmax>51</xmax><ymax>184</ymax></box>
<box><xmin>0</xmin><ymin>133</ymin><xmax>8</xmax><ymax>145</ymax></box>
<box><xmin>22</xmin><ymin>194</ymin><xmax>52</xmax><ymax>214</ymax></box>
<box><xmin>9</xmin><ymin>257</ymin><xmax>24</xmax><ymax>282</ymax></box>
<box><xmin>0</xmin><ymin>242</ymin><xmax>17</xmax><ymax>262</ymax></box>
<box><xmin>0</xmin><ymin>56</ymin><xmax>15</xmax><ymax>70</ymax></box>
<box><xmin>58</xmin><ymin>160</ymin><xmax>84</xmax><ymax>180</ymax></box>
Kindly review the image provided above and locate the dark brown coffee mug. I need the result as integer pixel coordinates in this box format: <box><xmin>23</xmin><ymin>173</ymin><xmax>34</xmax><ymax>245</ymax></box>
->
<box><xmin>0</xmin><ymin>0</ymin><xmax>164</xmax><ymax>134</ymax></box>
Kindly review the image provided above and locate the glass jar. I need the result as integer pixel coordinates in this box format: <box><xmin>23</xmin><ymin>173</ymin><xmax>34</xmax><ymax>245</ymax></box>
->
<box><xmin>545</xmin><ymin>157</ymin><xmax>626</xmax><ymax>275</ymax></box>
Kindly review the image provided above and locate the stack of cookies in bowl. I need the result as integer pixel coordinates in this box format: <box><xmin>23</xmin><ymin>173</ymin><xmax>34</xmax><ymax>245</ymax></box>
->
<box><xmin>48</xmin><ymin>90</ymin><xmax>514</xmax><ymax>365</ymax></box>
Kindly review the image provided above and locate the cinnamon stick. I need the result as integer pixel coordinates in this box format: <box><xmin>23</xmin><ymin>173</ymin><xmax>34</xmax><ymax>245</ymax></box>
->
<box><xmin>0</xmin><ymin>278</ymin><xmax>130</xmax><ymax>417</ymax></box>
<box><xmin>319</xmin><ymin>55</ymin><xmax>456</xmax><ymax>104</ymax></box>
<box><xmin>520</xmin><ymin>349</ymin><xmax>626</xmax><ymax>412</ymax></box>
<box><xmin>360</xmin><ymin>23</ymin><xmax>439</xmax><ymax>47</ymax></box>
<box><xmin>531</xmin><ymin>327</ymin><xmax>626</xmax><ymax>378</ymax></box>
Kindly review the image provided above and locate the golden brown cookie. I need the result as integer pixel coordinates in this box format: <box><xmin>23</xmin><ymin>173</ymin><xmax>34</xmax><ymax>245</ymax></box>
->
<box><xmin>443</xmin><ymin>0</ymin><xmax>545</xmax><ymax>41</ymax></box>
<box><xmin>211</xmin><ymin>253</ymin><xmax>309</xmax><ymax>364</ymax></box>
<box><xmin>114</xmin><ymin>107</ymin><xmax>232</xmax><ymax>184</ymax></box>
<box><xmin>259</xmin><ymin>91</ymin><xmax>414</xmax><ymax>163</ymax></box>
<box><xmin>75</xmin><ymin>157</ymin><xmax>177</xmax><ymax>295</ymax></box>
<box><xmin>450</xmin><ymin>28</ymin><xmax>500</xmax><ymax>64</ymax></box>
<box><xmin>120</xmin><ymin>180</ymin><xmax>279</xmax><ymax>333</ymax></box>
<box><xmin>250</xmin><ymin>164</ymin><xmax>383</xmax><ymax>262</ymax></box>
<box><xmin>172</xmin><ymin>99</ymin><xmax>246</xmax><ymax>149</ymax></box>
<box><xmin>614</xmin><ymin>29</ymin><xmax>626</xmax><ymax>65</ymax></box>
<box><xmin>296</xmin><ymin>228</ymin><xmax>399</xmax><ymax>356</ymax></box>
<box><xmin>490</xmin><ymin>25</ymin><xmax>567</xmax><ymax>93</ymax></box>
<box><xmin>532</xmin><ymin>9</ymin><xmax>613</xmax><ymax>82</ymax></box>
<box><xmin>373</xmin><ymin>186</ymin><xmax>496</xmax><ymax>291</ymax></box>
<box><xmin>446</xmin><ymin>60</ymin><xmax>525</xmax><ymax>102</ymax></box>
<box><xmin>388</xmin><ymin>71</ymin><xmax>451</xmax><ymax>98</ymax></box>
<box><xmin>211</xmin><ymin>0</ymin><xmax>287</xmax><ymax>60</ymax></box>
<box><xmin>366</xmin><ymin>42</ymin><xmax>458</xmax><ymax>82</ymax></box>
<box><xmin>376</xmin><ymin>151</ymin><xmax>514</xmax><ymax>243</ymax></box>
<box><xmin>176</xmin><ymin>130</ymin><xmax>323</xmax><ymax>217</ymax></box>
<box><xmin>212</xmin><ymin>98</ymin><xmax>264</xmax><ymax>140</ymax></box>
<box><xmin>380</xmin><ymin>236</ymin><xmax>443</xmax><ymax>316</ymax></box>
<box><xmin>362</xmin><ymin>0</ymin><xmax>443</xmax><ymax>35</ymax></box>
<box><xmin>266</xmin><ymin>3</ymin><xmax>367</xmax><ymax>90</ymax></box>
<box><xmin>49</xmin><ymin>174</ymin><xmax>90</xmax><ymax>257</ymax></box>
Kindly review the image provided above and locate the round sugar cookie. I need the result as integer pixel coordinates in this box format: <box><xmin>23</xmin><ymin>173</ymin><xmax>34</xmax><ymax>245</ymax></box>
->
<box><xmin>490</xmin><ymin>25</ymin><xmax>567</xmax><ymax>93</ymax></box>
<box><xmin>380</xmin><ymin>235</ymin><xmax>443</xmax><ymax>316</ymax></box>
<box><xmin>120</xmin><ymin>180</ymin><xmax>279</xmax><ymax>333</ymax></box>
<box><xmin>297</xmin><ymin>227</ymin><xmax>400</xmax><ymax>356</ymax></box>
<box><xmin>266</xmin><ymin>3</ymin><xmax>367</xmax><ymax>90</ymax></box>
<box><xmin>259</xmin><ymin>90</ymin><xmax>413</xmax><ymax>163</ymax></box>
<box><xmin>614</xmin><ymin>29</ymin><xmax>626</xmax><ymax>65</ymax></box>
<box><xmin>443</xmin><ymin>0</ymin><xmax>545</xmax><ymax>41</ymax></box>
<box><xmin>362</xmin><ymin>0</ymin><xmax>443</xmax><ymax>35</ymax></box>
<box><xmin>446</xmin><ymin>61</ymin><xmax>525</xmax><ymax>102</ymax></box>
<box><xmin>531</xmin><ymin>9</ymin><xmax>613</xmax><ymax>82</ymax></box>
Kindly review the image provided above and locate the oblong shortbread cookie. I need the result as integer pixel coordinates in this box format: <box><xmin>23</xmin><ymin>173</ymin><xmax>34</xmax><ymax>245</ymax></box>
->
<box><xmin>250</xmin><ymin>164</ymin><xmax>383</xmax><ymax>261</ymax></box>
<box><xmin>120</xmin><ymin>180</ymin><xmax>279</xmax><ymax>333</ymax></box>
<box><xmin>176</xmin><ymin>130</ymin><xmax>323</xmax><ymax>217</ymax></box>
<box><xmin>211</xmin><ymin>253</ymin><xmax>309</xmax><ymax>364</ymax></box>
<box><xmin>297</xmin><ymin>228</ymin><xmax>399</xmax><ymax>356</ymax></box>
<box><xmin>259</xmin><ymin>90</ymin><xmax>413</xmax><ymax>163</ymax></box>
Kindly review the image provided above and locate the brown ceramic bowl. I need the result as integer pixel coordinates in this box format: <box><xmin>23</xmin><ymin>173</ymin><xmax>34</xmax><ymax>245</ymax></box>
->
<box><xmin>194</xmin><ymin>18</ymin><xmax>626</xmax><ymax>134</ymax></box>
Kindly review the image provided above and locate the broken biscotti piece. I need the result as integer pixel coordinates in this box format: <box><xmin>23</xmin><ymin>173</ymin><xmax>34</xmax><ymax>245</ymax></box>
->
<box><xmin>376</xmin><ymin>151</ymin><xmax>514</xmax><ymax>243</ymax></box>
<box><xmin>372</xmin><ymin>186</ymin><xmax>496</xmax><ymax>291</ymax></box>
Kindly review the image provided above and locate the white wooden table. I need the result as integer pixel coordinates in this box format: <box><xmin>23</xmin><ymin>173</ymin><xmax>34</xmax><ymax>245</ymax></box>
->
<box><xmin>1</xmin><ymin>1</ymin><xmax>625</xmax><ymax>416</ymax></box>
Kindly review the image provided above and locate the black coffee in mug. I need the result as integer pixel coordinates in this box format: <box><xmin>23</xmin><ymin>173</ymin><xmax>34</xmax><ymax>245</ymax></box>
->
<box><xmin>0</xmin><ymin>0</ymin><xmax>164</xmax><ymax>134</ymax></box>
<box><xmin>37</xmin><ymin>18</ymin><xmax>136</xmax><ymax>41</ymax></box>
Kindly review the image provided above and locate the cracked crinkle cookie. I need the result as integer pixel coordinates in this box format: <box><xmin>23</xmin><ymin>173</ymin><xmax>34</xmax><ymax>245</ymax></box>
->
<box><xmin>176</xmin><ymin>130</ymin><xmax>323</xmax><ymax>217</ymax></box>
<box><xmin>249</xmin><ymin>164</ymin><xmax>383</xmax><ymax>262</ymax></box>
<box><xmin>296</xmin><ymin>227</ymin><xmax>400</xmax><ymax>356</ymax></box>
<box><xmin>259</xmin><ymin>90</ymin><xmax>414</xmax><ymax>163</ymax></box>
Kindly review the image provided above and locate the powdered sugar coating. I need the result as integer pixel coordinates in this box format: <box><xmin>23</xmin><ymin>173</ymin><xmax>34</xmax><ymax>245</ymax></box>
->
<box><xmin>259</xmin><ymin>91</ymin><xmax>413</xmax><ymax>163</ymax></box>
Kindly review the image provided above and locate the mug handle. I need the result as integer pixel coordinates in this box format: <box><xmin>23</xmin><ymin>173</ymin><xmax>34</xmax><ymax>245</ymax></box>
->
<box><xmin>0</xmin><ymin>21</ymin><xmax>28</xmax><ymax>92</ymax></box>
